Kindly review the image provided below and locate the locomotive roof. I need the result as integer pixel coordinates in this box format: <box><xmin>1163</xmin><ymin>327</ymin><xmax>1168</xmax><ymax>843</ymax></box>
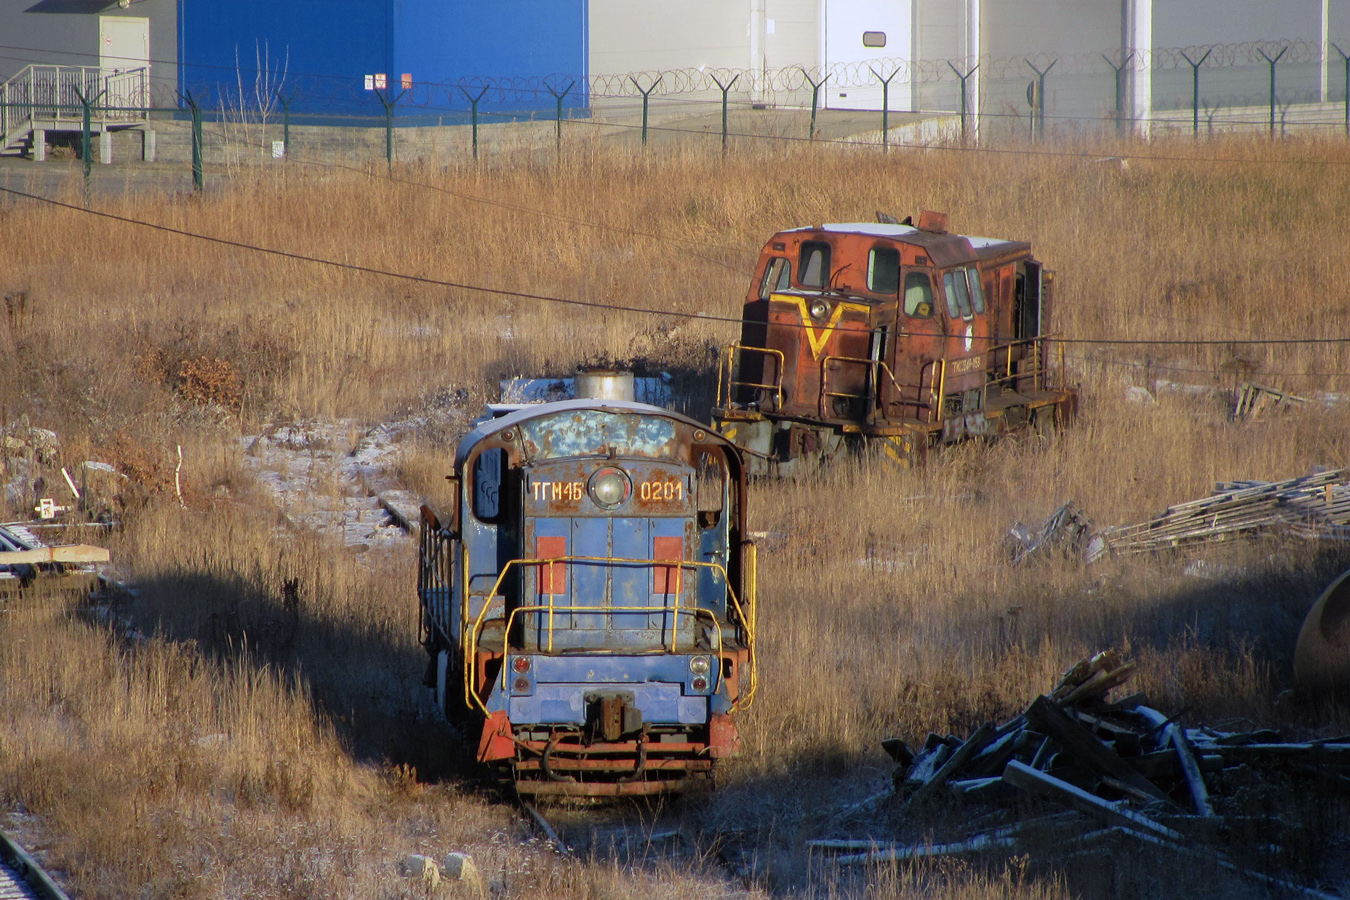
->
<box><xmin>455</xmin><ymin>399</ymin><xmax>729</xmax><ymax>466</ymax></box>
<box><xmin>780</xmin><ymin>223</ymin><xmax>1031</xmax><ymax>267</ymax></box>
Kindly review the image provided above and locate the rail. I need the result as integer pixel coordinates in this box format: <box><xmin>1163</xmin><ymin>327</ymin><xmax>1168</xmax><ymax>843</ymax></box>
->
<box><xmin>717</xmin><ymin>343</ymin><xmax>784</xmax><ymax>412</ymax></box>
<box><xmin>462</xmin><ymin>554</ymin><xmax>757</xmax><ymax>714</ymax></box>
<box><xmin>817</xmin><ymin>334</ymin><xmax>1061</xmax><ymax>425</ymax></box>
<box><xmin>819</xmin><ymin>354</ymin><xmax>913</xmax><ymax>419</ymax></box>
<box><xmin>1</xmin><ymin>64</ymin><xmax>149</xmax><ymax>151</ymax></box>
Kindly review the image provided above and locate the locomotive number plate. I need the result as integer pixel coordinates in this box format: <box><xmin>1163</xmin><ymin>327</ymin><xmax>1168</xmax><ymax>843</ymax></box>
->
<box><xmin>532</xmin><ymin>480</ymin><xmax>584</xmax><ymax>502</ymax></box>
<box><xmin>639</xmin><ymin>479</ymin><xmax>684</xmax><ymax>501</ymax></box>
<box><xmin>950</xmin><ymin>354</ymin><xmax>984</xmax><ymax>374</ymax></box>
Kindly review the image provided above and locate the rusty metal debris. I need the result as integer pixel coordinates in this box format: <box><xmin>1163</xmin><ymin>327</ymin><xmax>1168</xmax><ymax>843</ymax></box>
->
<box><xmin>1295</xmin><ymin>566</ymin><xmax>1350</xmax><ymax>696</ymax></box>
<box><xmin>1007</xmin><ymin>502</ymin><xmax>1093</xmax><ymax>564</ymax></box>
<box><xmin>0</xmin><ymin>522</ymin><xmax>109</xmax><ymax>595</ymax></box>
<box><xmin>811</xmin><ymin>652</ymin><xmax>1349</xmax><ymax>897</ymax></box>
<box><xmin>1011</xmin><ymin>469</ymin><xmax>1350</xmax><ymax>565</ymax></box>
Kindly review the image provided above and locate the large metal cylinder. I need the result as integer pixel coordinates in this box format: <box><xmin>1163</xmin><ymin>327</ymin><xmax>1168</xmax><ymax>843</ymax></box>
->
<box><xmin>574</xmin><ymin>368</ymin><xmax>635</xmax><ymax>402</ymax></box>
<box><xmin>1294</xmin><ymin>566</ymin><xmax>1350</xmax><ymax>696</ymax></box>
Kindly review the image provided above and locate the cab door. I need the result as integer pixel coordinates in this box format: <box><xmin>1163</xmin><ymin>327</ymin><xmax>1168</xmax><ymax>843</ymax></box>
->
<box><xmin>937</xmin><ymin>266</ymin><xmax>991</xmax><ymax>401</ymax></box>
<box><xmin>883</xmin><ymin>266</ymin><xmax>945</xmax><ymax>422</ymax></box>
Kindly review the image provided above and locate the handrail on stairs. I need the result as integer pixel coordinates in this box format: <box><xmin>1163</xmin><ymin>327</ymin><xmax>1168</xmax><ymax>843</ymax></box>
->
<box><xmin>1</xmin><ymin>64</ymin><xmax>150</xmax><ymax>153</ymax></box>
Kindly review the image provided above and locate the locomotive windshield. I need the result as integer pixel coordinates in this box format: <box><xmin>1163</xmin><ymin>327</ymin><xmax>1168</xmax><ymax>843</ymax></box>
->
<box><xmin>799</xmin><ymin>242</ymin><xmax>831</xmax><ymax>288</ymax></box>
<box><xmin>867</xmin><ymin>246</ymin><xmax>901</xmax><ymax>294</ymax></box>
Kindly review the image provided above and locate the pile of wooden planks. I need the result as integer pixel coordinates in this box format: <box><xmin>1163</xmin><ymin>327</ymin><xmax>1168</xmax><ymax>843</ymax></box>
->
<box><xmin>810</xmin><ymin>652</ymin><xmax>1350</xmax><ymax>898</ymax></box>
<box><xmin>1091</xmin><ymin>468</ymin><xmax>1350</xmax><ymax>561</ymax></box>
<box><xmin>1012</xmin><ymin>469</ymin><xmax>1350</xmax><ymax>564</ymax></box>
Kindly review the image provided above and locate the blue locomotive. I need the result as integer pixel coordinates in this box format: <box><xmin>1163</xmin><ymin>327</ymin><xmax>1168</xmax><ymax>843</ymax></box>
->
<box><xmin>418</xmin><ymin>396</ymin><xmax>757</xmax><ymax>797</ymax></box>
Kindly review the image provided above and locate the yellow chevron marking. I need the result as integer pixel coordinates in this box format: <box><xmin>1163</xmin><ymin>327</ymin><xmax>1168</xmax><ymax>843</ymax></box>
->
<box><xmin>772</xmin><ymin>293</ymin><xmax>872</xmax><ymax>360</ymax></box>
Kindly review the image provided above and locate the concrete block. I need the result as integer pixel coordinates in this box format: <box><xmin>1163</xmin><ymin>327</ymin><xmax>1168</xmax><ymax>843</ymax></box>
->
<box><xmin>441</xmin><ymin>852</ymin><xmax>478</xmax><ymax>880</ymax></box>
<box><xmin>143</xmin><ymin>129</ymin><xmax>156</xmax><ymax>162</ymax></box>
<box><xmin>400</xmin><ymin>854</ymin><xmax>439</xmax><ymax>887</ymax></box>
<box><xmin>99</xmin><ymin>130</ymin><xmax>112</xmax><ymax>164</ymax></box>
<box><xmin>32</xmin><ymin>129</ymin><xmax>45</xmax><ymax>162</ymax></box>
<box><xmin>442</xmin><ymin>851</ymin><xmax>485</xmax><ymax>895</ymax></box>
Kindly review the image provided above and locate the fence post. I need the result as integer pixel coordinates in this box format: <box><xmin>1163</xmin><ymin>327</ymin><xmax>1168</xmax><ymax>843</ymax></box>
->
<box><xmin>1179</xmin><ymin>49</ymin><xmax>1211</xmax><ymax>138</ymax></box>
<box><xmin>1336</xmin><ymin>44</ymin><xmax>1350</xmax><ymax>137</ymax></box>
<box><xmin>1102</xmin><ymin>51</ymin><xmax>1133</xmax><ymax>137</ymax></box>
<box><xmin>947</xmin><ymin>62</ymin><xmax>977</xmax><ymax>143</ymax></box>
<box><xmin>711</xmin><ymin>73</ymin><xmax>739</xmax><ymax>153</ymax></box>
<box><xmin>629</xmin><ymin>75</ymin><xmax>662</xmax><ymax>146</ymax></box>
<box><xmin>273</xmin><ymin>89</ymin><xmax>294</xmax><ymax>159</ymax></box>
<box><xmin>375</xmin><ymin>88</ymin><xmax>405</xmax><ymax>173</ymax></box>
<box><xmin>800</xmin><ymin>69</ymin><xmax>827</xmax><ymax>140</ymax></box>
<box><xmin>72</xmin><ymin>85</ymin><xmax>95</xmax><ymax>191</ymax></box>
<box><xmin>867</xmin><ymin>66</ymin><xmax>898</xmax><ymax>150</ymax></box>
<box><xmin>460</xmin><ymin>85</ymin><xmax>489</xmax><ymax>159</ymax></box>
<box><xmin>545</xmin><ymin>80</ymin><xmax>575</xmax><ymax>154</ymax></box>
<box><xmin>176</xmin><ymin>89</ymin><xmax>204</xmax><ymax>192</ymax></box>
<box><xmin>1258</xmin><ymin>46</ymin><xmax>1287</xmax><ymax>138</ymax></box>
<box><xmin>1024</xmin><ymin>59</ymin><xmax>1056</xmax><ymax>141</ymax></box>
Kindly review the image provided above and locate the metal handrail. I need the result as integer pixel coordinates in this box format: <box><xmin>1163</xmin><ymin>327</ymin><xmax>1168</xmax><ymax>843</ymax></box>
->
<box><xmin>1</xmin><ymin>64</ymin><xmax>148</xmax><ymax>150</ymax></box>
<box><xmin>463</xmin><ymin>554</ymin><xmax>757</xmax><ymax>714</ymax></box>
<box><xmin>718</xmin><ymin>342</ymin><xmax>784</xmax><ymax>411</ymax></box>
<box><xmin>495</xmin><ymin>603</ymin><xmax>725</xmax><ymax>689</ymax></box>
<box><xmin>819</xmin><ymin>353</ymin><xmax>910</xmax><ymax>418</ymax></box>
<box><xmin>818</xmin><ymin>332</ymin><xmax>1063</xmax><ymax>426</ymax></box>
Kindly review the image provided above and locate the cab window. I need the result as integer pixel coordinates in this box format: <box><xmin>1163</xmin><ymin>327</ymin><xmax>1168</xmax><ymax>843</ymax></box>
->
<box><xmin>967</xmin><ymin>268</ymin><xmax>986</xmax><ymax>314</ymax></box>
<box><xmin>942</xmin><ymin>270</ymin><xmax>973</xmax><ymax>319</ymax></box>
<box><xmin>472</xmin><ymin>448</ymin><xmax>505</xmax><ymax>522</ymax></box>
<box><xmin>759</xmin><ymin>257</ymin><xmax>790</xmax><ymax>299</ymax></box>
<box><xmin>903</xmin><ymin>271</ymin><xmax>934</xmax><ymax>317</ymax></box>
<box><xmin>867</xmin><ymin>246</ymin><xmax>900</xmax><ymax>294</ymax></box>
<box><xmin>799</xmin><ymin>242</ymin><xmax>831</xmax><ymax>289</ymax></box>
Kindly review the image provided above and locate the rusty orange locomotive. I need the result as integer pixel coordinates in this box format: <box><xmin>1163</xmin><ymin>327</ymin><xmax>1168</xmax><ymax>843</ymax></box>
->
<box><xmin>713</xmin><ymin>211</ymin><xmax>1078</xmax><ymax>472</ymax></box>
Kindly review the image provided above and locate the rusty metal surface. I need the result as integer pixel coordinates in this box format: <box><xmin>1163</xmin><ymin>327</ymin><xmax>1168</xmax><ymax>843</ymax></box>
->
<box><xmin>1294</xmin><ymin>567</ymin><xmax>1350</xmax><ymax>697</ymax></box>
<box><xmin>716</xmin><ymin>215</ymin><xmax>1077</xmax><ymax>472</ymax></box>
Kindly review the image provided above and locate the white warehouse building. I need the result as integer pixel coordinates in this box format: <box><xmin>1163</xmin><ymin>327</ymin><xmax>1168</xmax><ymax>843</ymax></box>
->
<box><xmin>587</xmin><ymin>0</ymin><xmax>1350</xmax><ymax>136</ymax></box>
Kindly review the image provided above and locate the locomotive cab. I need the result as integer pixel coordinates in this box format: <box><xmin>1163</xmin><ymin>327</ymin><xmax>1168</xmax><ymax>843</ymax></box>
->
<box><xmin>418</xmin><ymin>400</ymin><xmax>756</xmax><ymax>797</ymax></box>
<box><xmin>716</xmin><ymin>212</ymin><xmax>1077</xmax><ymax>473</ymax></box>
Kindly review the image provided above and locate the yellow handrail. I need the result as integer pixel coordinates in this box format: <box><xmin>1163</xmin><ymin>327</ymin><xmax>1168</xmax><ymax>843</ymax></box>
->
<box><xmin>462</xmin><ymin>555</ymin><xmax>757</xmax><ymax>713</ymax></box>
<box><xmin>495</xmin><ymin>603</ymin><xmax>725</xmax><ymax>690</ymax></box>
<box><xmin>719</xmin><ymin>342</ymin><xmax>784</xmax><ymax>411</ymax></box>
<box><xmin>819</xmin><ymin>354</ymin><xmax>922</xmax><ymax>417</ymax></box>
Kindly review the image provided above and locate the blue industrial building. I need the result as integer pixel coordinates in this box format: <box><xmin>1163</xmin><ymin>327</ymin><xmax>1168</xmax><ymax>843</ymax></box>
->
<box><xmin>177</xmin><ymin>0</ymin><xmax>589</xmax><ymax>118</ymax></box>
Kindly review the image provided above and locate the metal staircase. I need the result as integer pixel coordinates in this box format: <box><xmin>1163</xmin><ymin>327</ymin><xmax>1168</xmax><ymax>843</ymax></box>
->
<box><xmin>1</xmin><ymin>64</ymin><xmax>149</xmax><ymax>156</ymax></box>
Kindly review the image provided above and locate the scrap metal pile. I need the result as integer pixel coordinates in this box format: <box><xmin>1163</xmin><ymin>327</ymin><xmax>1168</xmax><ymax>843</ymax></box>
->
<box><xmin>810</xmin><ymin>652</ymin><xmax>1349</xmax><ymax>898</ymax></box>
<box><xmin>1010</xmin><ymin>469</ymin><xmax>1350</xmax><ymax>565</ymax></box>
<box><xmin>0</xmin><ymin>522</ymin><xmax>109</xmax><ymax>596</ymax></box>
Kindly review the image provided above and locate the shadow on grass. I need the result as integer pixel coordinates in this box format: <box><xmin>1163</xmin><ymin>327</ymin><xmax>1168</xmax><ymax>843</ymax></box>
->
<box><xmin>121</xmin><ymin>563</ymin><xmax>479</xmax><ymax>785</ymax></box>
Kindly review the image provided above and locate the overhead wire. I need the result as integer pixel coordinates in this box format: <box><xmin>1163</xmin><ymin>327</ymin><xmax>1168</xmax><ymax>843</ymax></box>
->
<box><xmin>2</xmin><ymin>182</ymin><xmax>1349</xmax><ymax>354</ymax></box>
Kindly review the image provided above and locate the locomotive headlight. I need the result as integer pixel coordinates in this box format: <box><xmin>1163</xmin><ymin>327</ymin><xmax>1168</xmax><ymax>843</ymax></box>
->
<box><xmin>691</xmin><ymin>676</ymin><xmax>709</xmax><ymax>692</ymax></box>
<box><xmin>588</xmin><ymin>467</ymin><xmax>631</xmax><ymax>509</ymax></box>
<box><xmin>512</xmin><ymin>656</ymin><xmax>531</xmax><ymax>674</ymax></box>
<box><xmin>808</xmin><ymin>298</ymin><xmax>830</xmax><ymax>321</ymax></box>
<box><xmin>689</xmin><ymin>656</ymin><xmax>711</xmax><ymax>675</ymax></box>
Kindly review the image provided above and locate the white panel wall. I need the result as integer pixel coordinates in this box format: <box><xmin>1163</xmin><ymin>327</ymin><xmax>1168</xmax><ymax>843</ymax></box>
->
<box><xmin>979</xmin><ymin>0</ymin><xmax>1122</xmax><ymax>137</ymax></box>
<box><xmin>589</xmin><ymin>0</ymin><xmax>751</xmax><ymax>75</ymax></box>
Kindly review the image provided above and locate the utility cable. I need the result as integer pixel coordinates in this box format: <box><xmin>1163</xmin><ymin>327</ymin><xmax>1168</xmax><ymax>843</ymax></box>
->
<box><xmin>2</xmin><ymin>182</ymin><xmax>1349</xmax><ymax>350</ymax></box>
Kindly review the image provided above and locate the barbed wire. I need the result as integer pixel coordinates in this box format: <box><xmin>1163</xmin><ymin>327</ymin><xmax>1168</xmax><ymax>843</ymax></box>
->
<box><xmin>7</xmin><ymin>35</ymin><xmax>1340</xmax><ymax>116</ymax></box>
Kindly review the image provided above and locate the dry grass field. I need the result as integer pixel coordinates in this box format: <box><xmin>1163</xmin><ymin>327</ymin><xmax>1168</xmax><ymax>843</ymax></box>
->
<box><xmin>3</xmin><ymin>132</ymin><xmax>1350</xmax><ymax>898</ymax></box>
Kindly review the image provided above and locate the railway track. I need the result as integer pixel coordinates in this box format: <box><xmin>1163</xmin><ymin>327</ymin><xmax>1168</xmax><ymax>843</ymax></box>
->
<box><xmin>0</xmin><ymin>831</ymin><xmax>69</xmax><ymax>900</ymax></box>
<box><xmin>510</xmin><ymin>789</ymin><xmax>753</xmax><ymax>879</ymax></box>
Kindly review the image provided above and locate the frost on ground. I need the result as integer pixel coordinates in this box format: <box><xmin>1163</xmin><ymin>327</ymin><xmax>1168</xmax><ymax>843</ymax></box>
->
<box><xmin>239</xmin><ymin>416</ymin><xmax>438</xmax><ymax>552</ymax></box>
